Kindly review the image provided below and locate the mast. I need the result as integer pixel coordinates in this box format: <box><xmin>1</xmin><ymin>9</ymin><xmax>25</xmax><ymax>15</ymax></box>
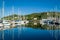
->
<box><xmin>12</xmin><ymin>6</ymin><xmax>14</xmax><ymax>20</ymax></box>
<box><xmin>2</xmin><ymin>1</ymin><xmax>4</xmax><ymax>40</ymax></box>
<box><xmin>2</xmin><ymin>1</ymin><xmax>4</xmax><ymax>20</ymax></box>
<box><xmin>18</xmin><ymin>8</ymin><xmax>20</xmax><ymax>20</ymax></box>
<box><xmin>0</xmin><ymin>9</ymin><xmax>1</xmax><ymax>20</ymax></box>
<box><xmin>8</xmin><ymin>12</ymin><xmax>9</xmax><ymax>20</ymax></box>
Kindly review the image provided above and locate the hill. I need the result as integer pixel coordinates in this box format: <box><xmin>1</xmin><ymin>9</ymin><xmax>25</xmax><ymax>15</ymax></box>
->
<box><xmin>1</xmin><ymin>12</ymin><xmax>60</xmax><ymax>20</ymax></box>
<box><xmin>25</xmin><ymin>12</ymin><xmax>60</xmax><ymax>20</ymax></box>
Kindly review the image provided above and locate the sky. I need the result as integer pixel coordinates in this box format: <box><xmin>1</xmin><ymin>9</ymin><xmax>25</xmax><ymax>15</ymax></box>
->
<box><xmin>0</xmin><ymin>0</ymin><xmax>60</xmax><ymax>17</ymax></box>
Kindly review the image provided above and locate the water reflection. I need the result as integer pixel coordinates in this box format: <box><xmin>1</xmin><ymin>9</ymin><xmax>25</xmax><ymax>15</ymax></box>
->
<box><xmin>0</xmin><ymin>21</ymin><xmax>60</xmax><ymax>40</ymax></box>
<box><xmin>25</xmin><ymin>22</ymin><xmax>60</xmax><ymax>30</ymax></box>
<box><xmin>0</xmin><ymin>27</ymin><xmax>60</xmax><ymax>40</ymax></box>
<box><xmin>49</xmin><ymin>30</ymin><xmax>60</xmax><ymax>40</ymax></box>
<box><xmin>0</xmin><ymin>20</ymin><xmax>60</xmax><ymax>30</ymax></box>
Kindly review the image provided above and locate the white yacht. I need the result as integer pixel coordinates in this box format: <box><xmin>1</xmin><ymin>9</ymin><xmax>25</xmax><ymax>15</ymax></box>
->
<box><xmin>15</xmin><ymin>20</ymin><xmax>21</xmax><ymax>26</ymax></box>
<box><xmin>0</xmin><ymin>20</ymin><xmax>3</xmax><ymax>30</ymax></box>
<box><xmin>21</xmin><ymin>20</ymin><xmax>29</xmax><ymax>25</ymax></box>
<box><xmin>3</xmin><ymin>20</ymin><xmax>11</xmax><ymax>29</ymax></box>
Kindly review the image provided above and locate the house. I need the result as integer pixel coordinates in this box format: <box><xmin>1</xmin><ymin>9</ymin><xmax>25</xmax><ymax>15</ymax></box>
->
<box><xmin>34</xmin><ymin>18</ymin><xmax>37</xmax><ymax>20</ymax></box>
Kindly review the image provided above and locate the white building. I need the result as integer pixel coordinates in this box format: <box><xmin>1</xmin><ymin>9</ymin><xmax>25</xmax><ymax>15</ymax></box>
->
<box><xmin>34</xmin><ymin>18</ymin><xmax>37</xmax><ymax>20</ymax></box>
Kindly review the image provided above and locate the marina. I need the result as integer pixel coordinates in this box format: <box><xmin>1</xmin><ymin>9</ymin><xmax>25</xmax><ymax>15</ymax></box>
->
<box><xmin>0</xmin><ymin>0</ymin><xmax>60</xmax><ymax>40</ymax></box>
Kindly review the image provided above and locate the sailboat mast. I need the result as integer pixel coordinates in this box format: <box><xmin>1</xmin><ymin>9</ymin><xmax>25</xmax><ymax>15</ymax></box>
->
<box><xmin>18</xmin><ymin>8</ymin><xmax>22</xmax><ymax>20</ymax></box>
<box><xmin>18</xmin><ymin>8</ymin><xmax>19</xmax><ymax>20</ymax></box>
<box><xmin>12</xmin><ymin>6</ymin><xmax>14</xmax><ymax>20</ymax></box>
<box><xmin>2</xmin><ymin>1</ymin><xmax>4</xmax><ymax>40</ymax></box>
<box><xmin>2</xmin><ymin>1</ymin><xmax>4</xmax><ymax>20</ymax></box>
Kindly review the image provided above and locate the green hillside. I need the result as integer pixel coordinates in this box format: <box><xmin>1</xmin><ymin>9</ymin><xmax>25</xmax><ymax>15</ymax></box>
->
<box><xmin>1</xmin><ymin>12</ymin><xmax>60</xmax><ymax>20</ymax></box>
<box><xmin>25</xmin><ymin>12</ymin><xmax>60</xmax><ymax>20</ymax></box>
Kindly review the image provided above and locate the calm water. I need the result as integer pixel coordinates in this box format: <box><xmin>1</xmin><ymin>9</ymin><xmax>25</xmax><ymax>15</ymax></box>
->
<box><xmin>0</xmin><ymin>26</ymin><xmax>60</xmax><ymax>40</ymax></box>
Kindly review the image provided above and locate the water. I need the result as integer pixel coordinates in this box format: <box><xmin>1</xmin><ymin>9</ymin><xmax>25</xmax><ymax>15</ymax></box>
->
<box><xmin>0</xmin><ymin>26</ymin><xmax>60</xmax><ymax>40</ymax></box>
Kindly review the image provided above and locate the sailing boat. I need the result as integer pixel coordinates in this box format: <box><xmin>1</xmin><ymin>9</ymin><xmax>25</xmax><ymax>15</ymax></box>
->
<box><xmin>14</xmin><ymin>8</ymin><xmax>21</xmax><ymax>26</ymax></box>
<box><xmin>11</xmin><ymin>6</ymin><xmax>16</xmax><ymax>27</ymax></box>
<box><xmin>21</xmin><ymin>15</ymin><xmax>29</xmax><ymax>25</ymax></box>
<box><xmin>0</xmin><ymin>1</ymin><xmax>4</xmax><ymax>30</ymax></box>
<box><xmin>0</xmin><ymin>20</ymin><xmax>3</xmax><ymax>30</ymax></box>
<box><xmin>2</xmin><ymin>1</ymin><xmax>11</xmax><ymax>30</ymax></box>
<box><xmin>23</xmin><ymin>15</ymin><xmax>29</xmax><ymax>24</ymax></box>
<box><xmin>0</xmin><ymin>7</ymin><xmax>3</xmax><ymax>30</ymax></box>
